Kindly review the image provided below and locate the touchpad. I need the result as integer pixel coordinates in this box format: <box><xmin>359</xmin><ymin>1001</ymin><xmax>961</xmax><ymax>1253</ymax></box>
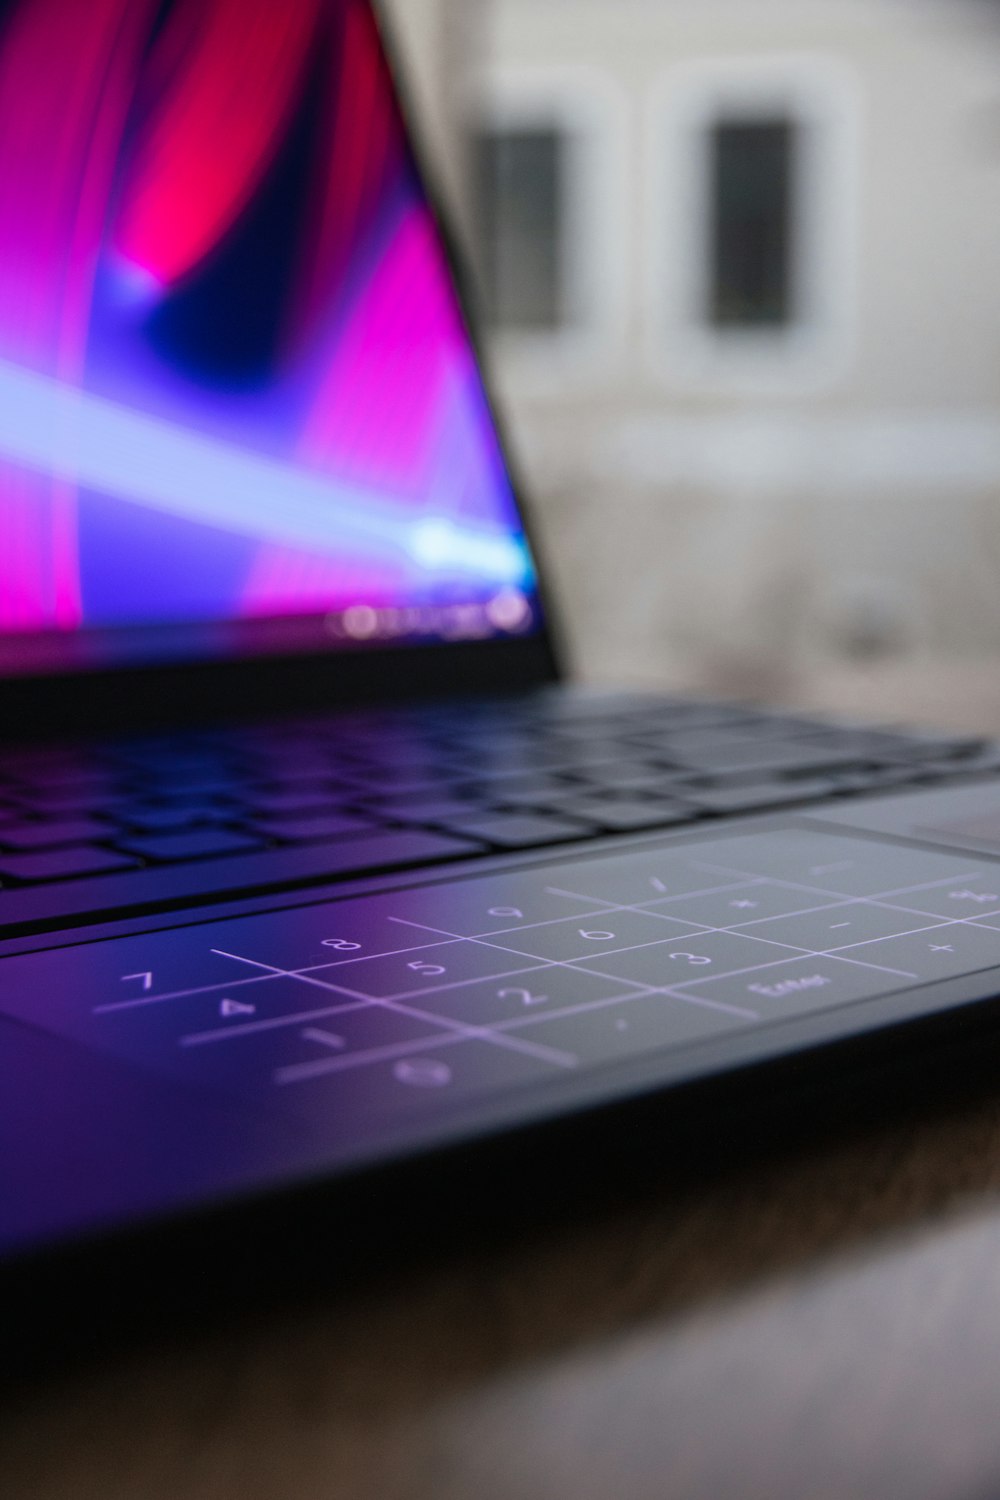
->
<box><xmin>2</xmin><ymin>821</ymin><xmax>999</xmax><ymax>1133</ymax></box>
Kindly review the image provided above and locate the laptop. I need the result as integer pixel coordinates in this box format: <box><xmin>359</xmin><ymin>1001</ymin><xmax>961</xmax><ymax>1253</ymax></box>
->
<box><xmin>4</xmin><ymin>0</ymin><xmax>1000</xmax><ymax>1280</ymax></box>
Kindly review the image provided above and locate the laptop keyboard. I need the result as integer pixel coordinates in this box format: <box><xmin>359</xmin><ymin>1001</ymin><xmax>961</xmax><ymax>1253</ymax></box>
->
<box><xmin>0</xmin><ymin>690</ymin><xmax>997</xmax><ymax>929</ymax></box>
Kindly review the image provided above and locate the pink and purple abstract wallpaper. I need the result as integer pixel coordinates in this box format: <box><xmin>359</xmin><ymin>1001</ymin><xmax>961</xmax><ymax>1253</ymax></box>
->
<box><xmin>0</xmin><ymin>0</ymin><xmax>538</xmax><ymax>665</ymax></box>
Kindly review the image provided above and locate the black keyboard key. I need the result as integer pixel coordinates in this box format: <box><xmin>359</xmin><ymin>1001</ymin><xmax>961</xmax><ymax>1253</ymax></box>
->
<box><xmin>436</xmin><ymin>812</ymin><xmax>598</xmax><ymax>848</ymax></box>
<box><xmin>832</xmin><ymin>766</ymin><xmax>930</xmax><ymax>794</ymax></box>
<box><xmin>247</xmin><ymin>813</ymin><xmax>383</xmax><ymax>843</ymax></box>
<box><xmin>131</xmin><ymin>775</ymin><xmax>249</xmax><ymax>801</ymax></box>
<box><xmin>16</xmin><ymin>785</ymin><xmax>123</xmax><ymax>814</ymax></box>
<box><xmin>10</xmin><ymin>766</ymin><xmax>120</xmax><ymax>792</ymax></box>
<box><xmin>234</xmin><ymin>786</ymin><xmax>351</xmax><ymax>816</ymax></box>
<box><xmin>114</xmin><ymin>747</ymin><xmax>242</xmax><ymax>776</ymax></box>
<box><xmin>543</xmin><ymin>743</ymin><xmax>644</xmax><ymax>772</ymax></box>
<box><xmin>343</xmin><ymin>765</ymin><xmax>468</xmax><ymax>793</ymax></box>
<box><xmin>449</xmin><ymin>747</ymin><xmax>579</xmax><ymax>777</ymax></box>
<box><xmin>238</xmin><ymin>761</ymin><xmax>338</xmax><ymax>786</ymax></box>
<box><xmin>0</xmin><ymin>816</ymin><xmax>115</xmax><ymax>850</ymax></box>
<box><xmin>845</xmin><ymin>730</ymin><xmax>987</xmax><ymax>761</ymax></box>
<box><xmin>900</xmin><ymin>748</ymin><xmax>1000</xmax><ymax>778</ymax></box>
<box><xmin>116</xmin><ymin>829</ymin><xmax>269</xmax><ymax>863</ymax></box>
<box><xmin>469</xmin><ymin>771</ymin><xmax>576</xmax><ymax>799</ymax></box>
<box><xmin>351</xmin><ymin>743</ymin><xmax>460</xmax><ymax>769</ymax></box>
<box><xmin>0</xmin><ymin>749</ymin><xmax>106</xmax><ymax>778</ymax></box>
<box><xmin>666</xmin><ymin>742</ymin><xmax>869</xmax><ymax>776</ymax></box>
<box><xmin>122</xmin><ymin>787</ymin><xmax>235</xmax><ymax>808</ymax></box>
<box><xmin>552</xmin><ymin>798</ymin><xmax>699</xmax><ymax>832</ymax></box>
<box><xmin>111</xmin><ymin>800</ymin><xmax>236</xmax><ymax>831</ymax></box>
<box><xmin>475</xmin><ymin>786</ymin><xmax>579</xmax><ymax>813</ymax></box>
<box><xmin>626</xmin><ymin>707</ymin><xmax>759</xmax><ymax>736</ymax></box>
<box><xmin>573</xmin><ymin>762</ymin><xmax>687</xmax><ymax>792</ymax></box>
<box><xmin>681</xmin><ymin>778</ymin><xmax>841</xmax><ymax>815</ymax></box>
<box><xmin>362</xmin><ymin>795</ymin><xmax>484</xmax><ymax>824</ymax></box>
<box><xmin>0</xmin><ymin>846</ymin><xmax>138</xmax><ymax>883</ymax></box>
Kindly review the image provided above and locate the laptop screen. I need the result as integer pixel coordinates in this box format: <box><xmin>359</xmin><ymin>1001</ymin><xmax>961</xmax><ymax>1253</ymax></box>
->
<box><xmin>0</xmin><ymin>0</ymin><xmax>541</xmax><ymax>677</ymax></box>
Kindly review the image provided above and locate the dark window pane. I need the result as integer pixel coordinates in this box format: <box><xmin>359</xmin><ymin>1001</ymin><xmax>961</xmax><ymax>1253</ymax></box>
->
<box><xmin>475</xmin><ymin>127</ymin><xmax>564</xmax><ymax>330</ymax></box>
<box><xmin>709</xmin><ymin>118</ymin><xmax>796</xmax><ymax>328</ymax></box>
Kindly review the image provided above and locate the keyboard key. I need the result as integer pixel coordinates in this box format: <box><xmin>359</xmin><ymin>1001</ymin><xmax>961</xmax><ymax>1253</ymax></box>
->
<box><xmin>115</xmin><ymin>741</ymin><xmax>240</xmax><ymax>766</ymax></box>
<box><xmin>850</xmin><ymin>730</ymin><xmax>988</xmax><ymax>761</ymax></box>
<box><xmin>573</xmin><ymin>762</ymin><xmax>684</xmax><ymax>792</ymax></box>
<box><xmin>234</xmin><ymin>756</ymin><xmax>323</xmax><ymax>782</ymax></box>
<box><xmin>550</xmin><ymin>798</ymin><xmax>698</xmax><ymax>833</ymax></box>
<box><xmin>0</xmin><ymin>751</ymin><xmax>106</xmax><ymax>777</ymax></box>
<box><xmin>247</xmin><ymin>813</ymin><xmax>383</xmax><ymax>843</ymax></box>
<box><xmin>542</xmin><ymin>742</ymin><xmax>655</xmax><ymax>771</ymax></box>
<box><xmin>119</xmin><ymin>790</ymin><xmax>237</xmax><ymax>813</ymax></box>
<box><xmin>668</xmin><ymin>742</ymin><xmax>869</xmax><ymax>775</ymax></box>
<box><xmin>354</xmin><ymin>743</ymin><xmax>464</xmax><ymax>770</ymax></box>
<box><xmin>112</xmin><ymin>802</ymin><xmax>232</xmax><ymax>832</ymax></box>
<box><xmin>453</xmin><ymin>747</ymin><xmax>584</xmax><ymax>776</ymax></box>
<box><xmin>625</xmin><ymin>705</ymin><xmax>760</xmax><ymax>736</ymax></box>
<box><xmin>361</xmin><ymin>794</ymin><xmax>484</xmax><ymax>823</ymax></box>
<box><xmin>922</xmin><ymin>744</ymin><xmax>1000</xmax><ymax>774</ymax></box>
<box><xmin>0</xmin><ymin>816</ymin><xmax>115</xmax><ymax>849</ymax></box>
<box><xmin>117</xmin><ymin>774</ymin><xmax>241</xmax><ymax>802</ymax></box>
<box><xmin>233</xmin><ymin>784</ymin><xmax>349</xmax><ymax>814</ymax></box>
<box><xmin>0</xmin><ymin>830</ymin><xmax>486</xmax><ymax>929</ymax></box>
<box><xmin>832</xmin><ymin>767</ymin><xmax>930</xmax><ymax>794</ymax></box>
<box><xmin>680</xmin><ymin>779</ymin><xmax>840</xmax><ymax>815</ymax></box>
<box><xmin>116</xmin><ymin>829</ymin><xmax>269</xmax><ymax>863</ymax></box>
<box><xmin>16</xmin><ymin>785</ymin><xmax>123</xmax><ymax>814</ymax></box>
<box><xmin>436</xmin><ymin>812</ymin><xmax>599</xmax><ymax>848</ymax></box>
<box><xmin>466</xmin><ymin>772</ymin><xmax>579</xmax><ymax>801</ymax></box>
<box><xmin>345</xmin><ymin>765</ymin><xmax>468</xmax><ymax>793</ymax></box>
<box><xmin>0</xmin><ymin>846</ymin><xmax>138</xmax><ymax>882</ymax></box>
<box><xmin>11</xmin><ymin>767</ymin><xmax>121</xmax><ymax>793</ymax></box>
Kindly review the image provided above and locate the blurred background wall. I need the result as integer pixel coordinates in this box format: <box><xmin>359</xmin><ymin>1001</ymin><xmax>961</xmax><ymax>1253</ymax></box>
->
<box><xmin>381</xmin><ymin>0</ymin><xmax>1000</xmax><ymax>719</ymax></box>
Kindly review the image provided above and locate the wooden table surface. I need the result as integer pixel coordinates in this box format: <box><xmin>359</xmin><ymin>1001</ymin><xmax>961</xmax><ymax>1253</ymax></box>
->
<box><xmin>8</xmin><ymin>663</ymin><xmax>1000</xmax><ymax>1500</ymax></box>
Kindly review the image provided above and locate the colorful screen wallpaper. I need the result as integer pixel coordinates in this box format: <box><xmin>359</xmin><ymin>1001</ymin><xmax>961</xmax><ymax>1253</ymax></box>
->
<box><xmin>0</xmin><ymin>0</ymin><xmax>540</xmax><ymax>671</ymax></box>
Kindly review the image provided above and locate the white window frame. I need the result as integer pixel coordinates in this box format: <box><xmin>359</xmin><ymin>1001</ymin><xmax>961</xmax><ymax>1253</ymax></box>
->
<box><xmin>467</xmin><ymin>65</ymin><xmax>629</xmax><ymax>392</ymax></box>
<box><xmin>646</xmin><ymin>55</ymin><xmax>862</xmax><ymax>396</ymax></box>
